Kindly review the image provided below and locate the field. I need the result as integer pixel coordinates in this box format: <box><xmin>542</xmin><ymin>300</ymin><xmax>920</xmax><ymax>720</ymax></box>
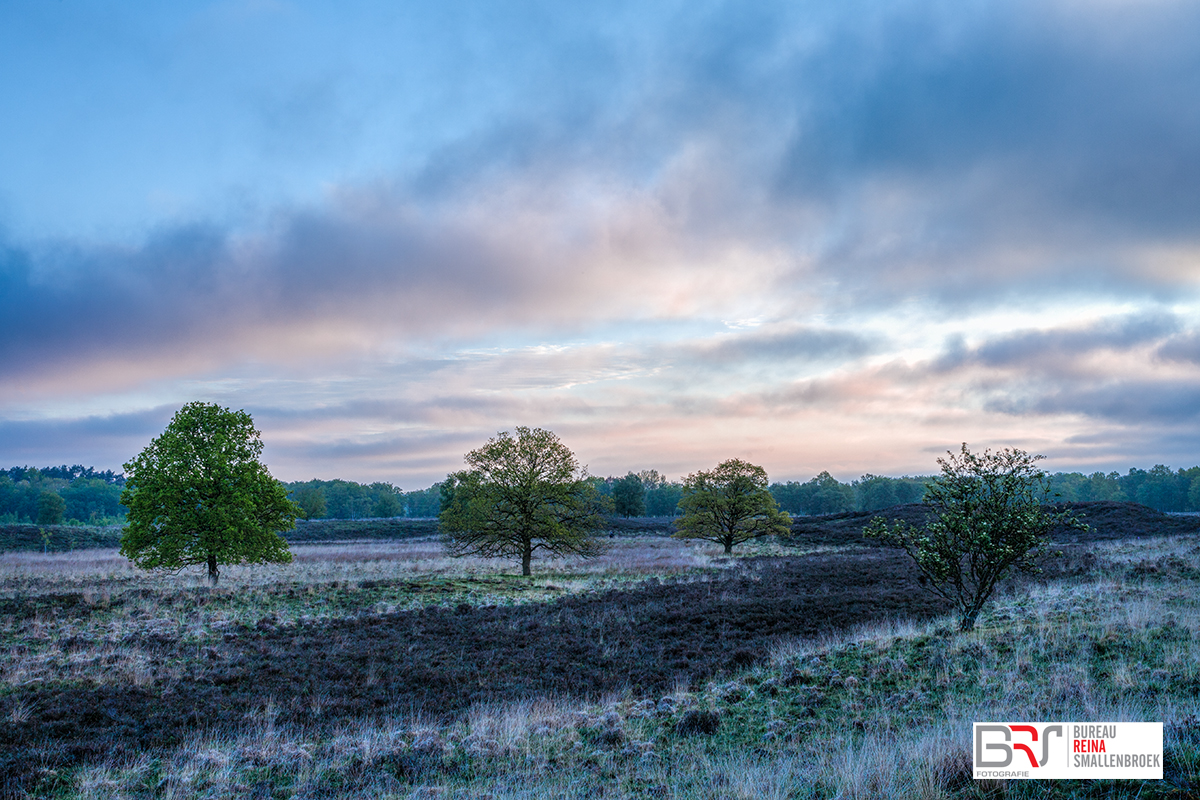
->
<box><xmin>1</xmin><ymin>506</ymin><xmax>1198</xmax><ymax>798</ymax></box>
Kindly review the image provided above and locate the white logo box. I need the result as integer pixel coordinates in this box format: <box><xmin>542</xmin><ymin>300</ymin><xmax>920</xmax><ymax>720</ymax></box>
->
<box><xmin>973</xmin><ymin>722</ymin><xmax>1163</xmax><ymax>780</ymax></box>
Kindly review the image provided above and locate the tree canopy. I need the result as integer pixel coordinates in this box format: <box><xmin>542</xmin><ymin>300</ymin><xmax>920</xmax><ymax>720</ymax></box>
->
<box><xmin>119</xmin><ymin>402</ymin><xmax>297</xmax><ymax>585</ymax></box>
<box><xmin>865</xmin><ymin>444</ymin><xmax>1086</xmax><ymax>631</ymax></box>
<box><xmin>36</xmin><ymin>490</ymin><xmax>65</xmax><ymax>525</ymax></box>
<box><xmin>674</xmin><ymin>459</ymin><xmax>792</xmax><ymax>553</ymax></box>
<box><xmin>612</xmin><ymin>472</ymin><xmax>646</xmax><ymax>517</ymax></box>
<box><xmin>439</xmin><ymin>426</ymin><xmax>608</xmax><ymax>576</ymax></box>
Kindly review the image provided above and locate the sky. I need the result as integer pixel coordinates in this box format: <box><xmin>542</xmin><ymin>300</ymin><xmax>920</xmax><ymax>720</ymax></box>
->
<box><xmin>2</xmin><ymin>0</ymin><xmax>1200</xmax><ymax>489</ymax></box>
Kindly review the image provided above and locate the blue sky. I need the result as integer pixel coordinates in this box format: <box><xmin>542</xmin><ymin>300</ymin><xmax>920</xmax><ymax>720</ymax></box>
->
<box><xmin>3</xmin><ymin>0</ymin><xmax>1200</xmax><ymax>488</ymax></box>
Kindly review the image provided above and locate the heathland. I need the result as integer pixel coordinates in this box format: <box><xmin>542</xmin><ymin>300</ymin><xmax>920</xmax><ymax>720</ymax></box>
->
<box><xmin>0</xmin><ymin>503</ymin><xmax>1197</xmax><ymax>798</ymax></box>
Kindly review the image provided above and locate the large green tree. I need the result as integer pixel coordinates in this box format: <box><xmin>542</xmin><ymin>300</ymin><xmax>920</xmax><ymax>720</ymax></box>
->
<box><xmin>675</xmin><ymin>459</ymin><xmax>792</xmax><ymax>553</ymax></box>
<box><xmin>120</xmin><ymin>402</ymin><xmax>297</xmax><ymax>585</ymax></box>
<box><xmin>439</xmin><ymin>426</ymin><xmax>608</xmax><ymax>576</ymax></box>
<box><xmin>865</xmin><ymin>444</ymin><xmax>1086</xmax><ymax>631</ymax></box>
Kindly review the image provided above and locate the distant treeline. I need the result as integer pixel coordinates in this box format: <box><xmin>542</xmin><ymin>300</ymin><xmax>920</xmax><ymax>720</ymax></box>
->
<box><xmin>283</xmin><ymin>479</ymin><xmax>440</xmax><ymax>520</ymax></box>
<box><xmin>7</xmin><ymin>462</ymin><xmax>1200</xmax><ymax>526</ymax></box>
<box><xmin>769</xmin><ymin>472</ymin><xmax>929</xmax><ymax>515</ymax></box>
<box><xmin>602</xmin><ymin>466</ymin><xmax>1200</xmax><ymax>518</ymax></box>
<box><xmin>277</xmin><ymin>473</ymin><xmax>685</xmax><ymax>520</ymax></box>
<box><xmin>590</xmin><ymin>470</ymin><xmax>684</xmax><ymax>517</ymax></box>
<box><xmin>766</xmin><ymin>466</ymin><xmax>1200</xmax><ymax>516</ymax></box>
<box><xmin>583</xmin><ymin>470</ymin><xmax>928</xmax><ymax>518</ymax></box>
<box><xmin>0</xmin><ymin>466</ymin><xmax>126</xmax><ymax>526</ymax></box>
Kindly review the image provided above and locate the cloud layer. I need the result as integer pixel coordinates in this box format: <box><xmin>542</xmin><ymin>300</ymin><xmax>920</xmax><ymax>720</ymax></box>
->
<box><xmin>2</xmin><ymin>0</ymin><xmax>1199</xmax><ymax>484</ymax></box>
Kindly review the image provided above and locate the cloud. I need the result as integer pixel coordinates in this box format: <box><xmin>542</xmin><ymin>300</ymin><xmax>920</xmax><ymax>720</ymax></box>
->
<box><xmin>1019</xmin><ymin>380</ymin><xmax>1200</xmax><ymax>424</ymax></box>
<box><xmin>0</xmin><ymin>175</ymin><xmax>795</xmax><ymax>396</ymax></box>
<box><xmin>907</xmin><ymin>312</ymin><xmax>1200</xmax><ymax>427</ymax></box>
<box><xmin>1157</xmin><ymin>331</ymin><xmax>1200</xmax><ymax>365</ymax></box>
<box><xmin>5</xmin><ymin>0</ymin><xmax>1200</xmax><ymax>483</ymax></box>
<box><xmin>933</xmin><ymin>312</ymin><xmax>1181</xmax><ymax>372</ymax></box>
<box><xmin>1060</xmin><ymin>423</ymin><xmax>1200</xmax><ymax>473</ymax></box>
<box><xmin>652</xmin><ymin>0</ymin><xmax>1200</xmax><ymax>308</ymax></box>
<box><xmin>685</xmin><ymin>326</ymin><xmax>876</xmax><ymax>365</ymax></box>
<box><xmin>6</xmin><ymin>0</ymin><xmax>1200</xmax><ymax>388</ymax></box>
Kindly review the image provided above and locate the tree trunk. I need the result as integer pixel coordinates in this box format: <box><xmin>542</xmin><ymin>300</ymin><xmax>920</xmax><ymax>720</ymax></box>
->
<box><xmin>521</xmin><ymin>545</ymin><xmax>532</xmax><ymax>577</ymax></box>
<box><xmin>207</xmin><ymin>553</ymin><xmax>220</xmax><ymax>586</ymax></box>
<box><xmin>724</xmin><ymin>539</ymin><xmax>733</xmax><ymax>555</ymax></box>
<box><xmin>959</xmin><ymin>605</ymin><xmax>979</xmax><ymax>632</ymax></box>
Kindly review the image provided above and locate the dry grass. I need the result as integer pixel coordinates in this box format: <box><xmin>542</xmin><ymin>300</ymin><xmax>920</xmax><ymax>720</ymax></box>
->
<box><xmin>0</xmin><ymin>536</ymin><xmax>747</xmax><ymax>593</ymax></box>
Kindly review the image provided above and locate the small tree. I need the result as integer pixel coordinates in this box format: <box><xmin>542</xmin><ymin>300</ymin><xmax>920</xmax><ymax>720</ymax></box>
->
<box><xmin>865</xmin><ymin>444</ymin><xmax>1086</xmax><ymax>631</ymax></box>
<box><xmin>439</xmin><ymin>427</ymin><xmax>608</xmax><ymax>576</ymax></box>
<box><xmin>674</xmin><ymin>459</ymin><xmax>792</xmax><ymax>554</ymax></box>
<box><xmin>120</xmin><ymin>402</ymin><xmax>297</xmax><ymax>585</ymax></box>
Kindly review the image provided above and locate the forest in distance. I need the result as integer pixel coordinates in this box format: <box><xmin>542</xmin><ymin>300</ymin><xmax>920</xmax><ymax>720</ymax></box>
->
<box><xmin>4</xmin><ymin>461</ymin><xmax>1200</xmax><ymax>527</ymax></box>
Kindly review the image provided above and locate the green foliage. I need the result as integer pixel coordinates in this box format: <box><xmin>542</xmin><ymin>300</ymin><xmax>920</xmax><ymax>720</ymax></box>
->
<box><xmin>637</xmin><ymin>469</ymin><xmax>667</xmax><ymax>488</ymax></box>
<box><xmin>1133</xmin><ymin>464</ymin><xmax>1196</xmax><ymax>511</ymax></box>
<box><xmin>59</xmin><ymin>477</ymin><xmax>125</xmax><ymax>523</ymax></box>
<box><xmin>645</xmin><ymin>480</ymin><xmax>683</xmax><ymax>516</ymax></box>
<box><xmin>589</xmin><ymin>469</ymin><xmax>683</xmax><ymax>517</ymax></box>
<box><xmin>119</xmin><ymin>402</ymin><xmax>297</xmax><ymax>585</ymax></box>
<box><xmin>632</xmin><ymin>469</ymin><xmax>686</xmax><ymax>517</ymax></box>
<box><xmin>865</xmin><ymin>443</ymin><xmax>1087</xmax><ymax>631</ymax></box>
<box><xmin>806</xmin><ymin>471</ymin><xmax>855</xmax><ymax>514</ymax></box>
<box><xmin>675</xmin><ymin>459</ymin><xmax>792</xmax><ymax>553</ymax></box>
<box><xmin>772</xmin><ymin>473</ymin><xmax>928</xmax><ymax>515</ymax></box>
<box><xmin>284</xmin><ymin>479</ymin><xmax>381</xmax><ymax>519</ymax></box>
<box><xmin>852</xmin><ymin>474</ymin><xmax>928</xmax><ymax>511</ymax></box>
<box><xmin>0</xmin><ymin>467</ymin><xmax>126</xmax><ymax>524</ymax></box>
<box><xmin>612</xmin><ymin>473</ymin><xmax>646</xmax><ymax>517</ymax></box>
<box><xmin>36</xmin><ymin>490</ymin><xmax>65</xmax><ymax>525</ymax></box>
<box><xmin>1046</xmin><ymin>470</ymin><xmax>1126</xmax><ymax>503</ymax></box>
<box><xmin>770</xmin><ymin>472</ymin><xmax>855</xmax><ymax>515</ymax></box>
<box><xmin>439</xmin><ymin>426</ymin><xmax>609</xmax><ymax>576</ymax></box>
<box><xmin>849</xmin><ymin>474</ymin><xmax>898</xmax><ymax>512</ymax></box>
<box><xmin>292</xmin><ymin>485</ymin><xmax>328</xmax><ymax>520</ymax></box>
<box><xmin>284</xmin><ymin>479</ymin><xmax>436</xmax><ymax>519</ymax></box>
<box><xmin>318</xmin><ymin>479</ymin><xmax>374</xmax><ymax>518</ymax></box>
<box><xmin>282</xmin><ymin>517</ymin><xmax>440</xmax><ymax>542</ymax></box>
<box><xmin>403</xmin><ymin>484</ymin><xmax>442</xmax><ymax>517</ymax></box>
<box><xmin>1045</xmin><ymin>465</ymin><xmax>1200</xmax><ymax>511</ymax></box>
<box><xmin>371</xmin><ymin>484</ymin><xmax>404</xmax><ymax>518</ymax></box>
<box><xmin>0</xmin><ymin>473</ymin><xmax>52</xmax><ymax>523</ymax></box>
<box><xmin>5</xmin><ymin>464</ymin><xmax>122</xmax><ymax>484</ymax></box>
